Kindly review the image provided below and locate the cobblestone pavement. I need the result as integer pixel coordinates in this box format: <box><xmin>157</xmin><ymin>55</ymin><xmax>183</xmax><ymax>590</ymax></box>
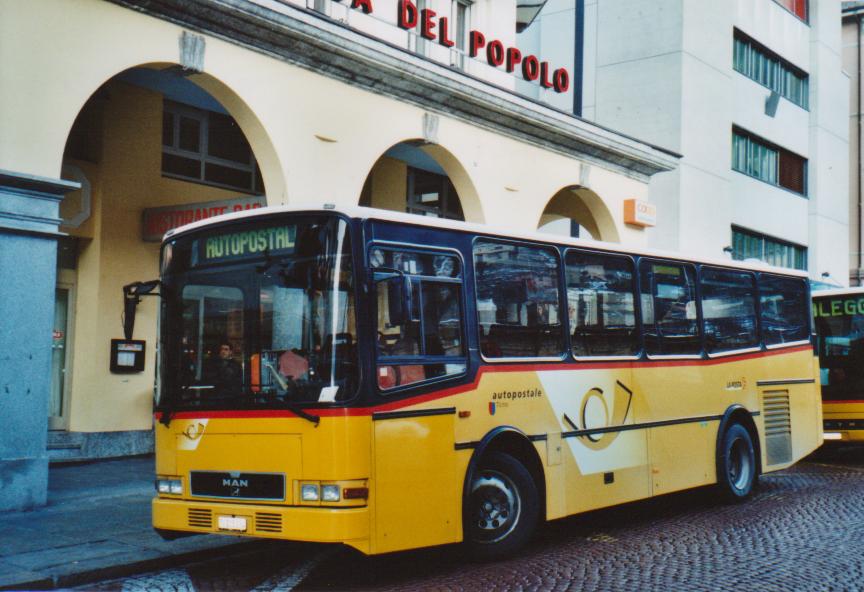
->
<box><xmin>79</xmin><ymin>447</ymin><xmax>864</xmax><ymax>592</ymax></box>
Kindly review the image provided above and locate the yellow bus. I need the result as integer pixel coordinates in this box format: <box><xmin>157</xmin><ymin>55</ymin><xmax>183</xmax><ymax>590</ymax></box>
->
<box><xmin>813</xmin><ymin>288</ymin><xmax>864</xmax><ymax>442</ymax></box>
<box><xmin>151</xmin><ymin>205</ymin><xmax>821</xmax><ymax>558</ymax></box>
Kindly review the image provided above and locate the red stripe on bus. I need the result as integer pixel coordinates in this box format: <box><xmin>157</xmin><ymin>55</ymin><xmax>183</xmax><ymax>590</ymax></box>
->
<box><xmin>154</xmin><ymin>344</ymin><xmax>813</xmax><ymax>421</ymax></box>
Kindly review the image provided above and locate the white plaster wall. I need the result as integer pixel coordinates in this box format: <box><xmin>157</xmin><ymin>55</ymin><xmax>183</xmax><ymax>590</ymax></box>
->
<box><xmin>580</xmin><ymin>0</ymin><xmax>598</xmax><ymax>120</ymax></box>
<box><xmin>732</xmin><ymin>76</ymin><xmax>810</xmax><ymax>157</ymax></box>
<box><xmin>515</xmin><ymin>0</ymin><xmax>576</xmax><ymax>112</ymax></box>
<box><xmin>735</xmin><ymin>0</ymin><xmax>811</xmax><ymax>70</ymax></box>
<box><xmin>0</xmin><ymin>0</ymin><xmax>652</xmax><ymax>244</ymax></box>
<box><xmin>731</xmin><ymin>173</ymin><xmax>810</xmax><ymax>246</ymax></box>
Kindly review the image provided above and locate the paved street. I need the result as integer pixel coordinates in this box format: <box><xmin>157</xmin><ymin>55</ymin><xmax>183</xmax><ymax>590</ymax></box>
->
<box><xmin>76</xmin><ymin>446</ymin><xmax>864</xmax><ymax>592</ymax></box>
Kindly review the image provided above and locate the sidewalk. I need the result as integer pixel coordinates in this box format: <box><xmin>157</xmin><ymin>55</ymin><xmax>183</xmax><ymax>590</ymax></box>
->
<box><xmin>0</xmin><ymin>456</ymin><xmax>260</xmax><ymax>590</ymax></box>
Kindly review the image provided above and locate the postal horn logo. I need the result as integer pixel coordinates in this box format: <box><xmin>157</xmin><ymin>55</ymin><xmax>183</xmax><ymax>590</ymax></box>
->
<box><xmin>564</xmin><ymin>380</ymin><xmax>634</xmax><ymax>451</ymax></box>
<box><xmin>183</xmin><ymin>422</ymin><xmax>206</xmax><ymax>441</ymax></box>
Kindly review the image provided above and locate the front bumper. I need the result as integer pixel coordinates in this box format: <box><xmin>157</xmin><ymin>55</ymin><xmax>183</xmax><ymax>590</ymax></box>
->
<box><xmin>152</xmin><ymin>497</ymin><xmax>370</xmax><ymax>544</ymax></box>
<box><xmin>823</xmin><ymin>419</ymin><xmax>864</xmax><ymax>442</ymax></box>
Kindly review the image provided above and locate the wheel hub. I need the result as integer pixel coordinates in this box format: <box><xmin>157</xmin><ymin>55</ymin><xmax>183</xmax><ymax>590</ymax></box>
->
<box><xmin>470</xmin><ymin>470</ymin><xmax>520</xmax><ymax>543</ymax></box>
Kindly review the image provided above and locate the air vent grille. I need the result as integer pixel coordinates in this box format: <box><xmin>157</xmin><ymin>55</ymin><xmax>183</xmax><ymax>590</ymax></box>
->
<box><xmin>763</xmin><ymin>389</ymin><xmax>792</xmax><ymax>465</ymax></box>
<box><xmin>188</xmin><ymin>508</ymin><xmax>213</xmax><ymax>529</ymax></box>
<box><xmin>255</xmin><ymin>512</ymin><xmax>282</xmax><ymax>533</ymax></box>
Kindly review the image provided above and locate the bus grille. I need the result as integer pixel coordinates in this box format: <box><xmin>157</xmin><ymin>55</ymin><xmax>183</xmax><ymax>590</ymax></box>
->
<box><xmin>255</xmin><ymin>512</ymin><xmax>282</xmax><ymax>533</ymax></box>
<box><xmin>763</xmin><ymin>390</ymin><xmax>792</xmax><ymax>466</ymax></box>
<box><xmin>188</xmin><ymin>508</ymin><xmax>213</xmax><ymax>529</ymax></box>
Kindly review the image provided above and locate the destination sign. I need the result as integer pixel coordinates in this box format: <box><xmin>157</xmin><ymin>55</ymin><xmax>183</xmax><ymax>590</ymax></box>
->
<box><xmin>200</xmin><ymin>225</ymin><xmax>295</xmax><ymax>262</ymax></box>
<box><xmin>813</xmin><ymin>297</ymin><xmax>864</xmax><ymax>318</ymax></box>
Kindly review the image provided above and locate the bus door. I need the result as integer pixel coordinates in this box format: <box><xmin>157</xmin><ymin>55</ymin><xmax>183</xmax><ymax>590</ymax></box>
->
<box><xmin>560</xmin><ymin>249</ymin><xmax>650</xmax><ymax>512</ymax></box>
<box><xmin>369</xmin><ymin>246</ymin><xmax>467</xmax><ymax>553</ymax></box>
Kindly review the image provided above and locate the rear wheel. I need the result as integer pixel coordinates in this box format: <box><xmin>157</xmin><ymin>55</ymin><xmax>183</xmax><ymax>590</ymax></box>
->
<box><xmin>464</xmin><ymin>452</ymin><xmax>539</xmax><ymax>559</ymax></box>
<box><xmin>717</xmin><ymin>423</ymin><xmax>757</xmax><ymax>501</ymax></box>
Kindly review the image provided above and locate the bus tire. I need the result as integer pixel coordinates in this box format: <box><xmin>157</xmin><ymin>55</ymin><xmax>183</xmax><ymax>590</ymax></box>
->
<box><xmin>465</xmin><ymin>451</ymin><xmax>539</xmax><ymax>560</ymax></box>
<box><xmin>717</xmin><ymin>423</ymin><xmax>757</xmax><ymax>502</ymax></box>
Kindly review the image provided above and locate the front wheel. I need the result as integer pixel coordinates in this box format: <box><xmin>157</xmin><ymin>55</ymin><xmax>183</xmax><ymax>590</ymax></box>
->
<box><xmin>717</xmin><ymin>423</ymin><xmax>757</xmax><ymax>501</ymax></box>
<box><xmin>464</xmin><ymin>452</ymin><xmax>539</xmax><ymax>560</ymax></box>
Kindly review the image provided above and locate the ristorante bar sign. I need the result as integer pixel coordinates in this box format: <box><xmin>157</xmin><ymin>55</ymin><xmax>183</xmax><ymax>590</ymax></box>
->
<box><xmin>334</xmin><ymin>0</ymin><xmax>571</xmax><ymax>94</ymax></box>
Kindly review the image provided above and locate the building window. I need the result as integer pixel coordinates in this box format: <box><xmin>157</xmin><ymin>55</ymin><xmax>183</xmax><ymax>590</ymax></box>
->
<box><xmin>732</xmin><ymin>226</ymin><xmax>807</xmax><ymax>271</ymax></box>
<box><xmin>453</xmin><ymin>0</ymin><xmax>471</xmax><ymax>51</ymax></box>
<box><xmin>733</xmin><ymin>31</ymin><xmax>808</xmax><ymax>109</ymax></box>
<box><xmin>773</xmin><ymin>0</ymin><xmax>808</xmax><ymax>22</ymax></box>
<box><xmin>407</xmin><ymin>167</ymin><xmax>464</xmax><ymax>220</ymax></box>
<box><xmin>732</xmin><ymin>128</ymin><xmax>807</xmax><ymax>196</ymax></box>
<box><xmin>162</xmin><ymin>100</ymin><xmax>264</xmax><ymax>194</ymax></box>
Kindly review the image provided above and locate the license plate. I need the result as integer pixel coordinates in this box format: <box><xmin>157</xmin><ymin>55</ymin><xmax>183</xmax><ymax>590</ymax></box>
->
<box><xmin>217</xmin><ymin>515</ymin><xmax>248</xmax><ymax>532</ymax></box>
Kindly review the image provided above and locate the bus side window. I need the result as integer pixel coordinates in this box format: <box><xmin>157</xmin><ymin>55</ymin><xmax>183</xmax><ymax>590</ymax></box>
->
<box><xmin>700</xmin><ymin>267</ymin><xmax>759</xmax><ymax>353</ymax></box>
<box><xmin>760</xmin><ymin>275</ymin><xmax>809</xmax><ymax>345</ymax></box>
<box><xmin>373</xmin><ymin>248</ymin><xmax>466</xmax><ymax>391</ymax></box>
<box><xmin>474</xmin><ymin>240</ymin><xmax>564</xmax><ymax>359</ymax></box>
<box><xmin>565</xmin><ymin>250</ymin><xmax>639</xmax><ymax>358</ymax></box>
<box><xmin>639</xmin><ymin>261</ymin><xmax>701</xmax><ymax>356</ymax></box>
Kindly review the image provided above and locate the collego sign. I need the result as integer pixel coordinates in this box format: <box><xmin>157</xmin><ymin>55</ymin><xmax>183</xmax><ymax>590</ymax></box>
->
<box><xmin>333</xmin><ymin>0</ymin><xmax>571</xmax><ymax>94</ymax></box>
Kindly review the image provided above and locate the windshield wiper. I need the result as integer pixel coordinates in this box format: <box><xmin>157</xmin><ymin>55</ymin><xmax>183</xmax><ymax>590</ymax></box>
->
<box><xmin>261</xmin><ymin>360</ymin><xmax>320</xmax><ymax>426</ymax></box>
<box><xmin>278</xmin><ymin>402</ymin><xmax>320</xmax><ymax>426</ymax></box>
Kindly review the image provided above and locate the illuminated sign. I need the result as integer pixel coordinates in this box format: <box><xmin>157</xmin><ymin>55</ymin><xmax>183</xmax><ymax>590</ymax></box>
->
<box><xmin>813</xmin><ymin>298</ymin><xmax>864</xmax><ymax>318</ymax></box>
<box><xmin>200</xmin><ymin>225</ymin><xmax>296</xmax><ymax>262</ymax></box>
<box><xmin>624</xmin><ymin>199</ymin><xmax>657</xmax><ymax>228</ymax></box>
<box><xmin>333</xmin><ymin>0</ymin><xmax>571</xmax><ymax>94</ymax></box>
<box><xmin>142</xmin><ymin>196</ymin><xmax>265</xmax><ymax>242</ymax></box>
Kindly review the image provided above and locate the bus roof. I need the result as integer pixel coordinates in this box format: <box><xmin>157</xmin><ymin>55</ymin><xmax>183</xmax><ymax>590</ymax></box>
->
<box><xmin>163</xmin><ymin>203</ymin><xmax>810</xmax><ymax>279</ymax></box>
<box><xmin>812</xmin><ymin>287</ymin><xmax>864</xmax><ymax>298</ymax></box>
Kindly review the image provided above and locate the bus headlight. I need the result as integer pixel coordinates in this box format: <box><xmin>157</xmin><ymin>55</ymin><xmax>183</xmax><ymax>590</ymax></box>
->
<box><xmin>301</xmin><ymin>483</ymin><xmax>320</xmax><ymax>502</ymax></box>
<box><xmin>156</xmin><ymin>478</ymin><xmax>183</xmax><ymax>495</ymax></box>
<box><xmin>321</xmin><ymin>484</ymin><xmax>340</xmax><ymax>502</ymax></box>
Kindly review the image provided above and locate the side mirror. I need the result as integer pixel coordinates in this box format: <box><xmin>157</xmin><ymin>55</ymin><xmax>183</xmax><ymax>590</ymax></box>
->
<box><xmin>122</xmin><ymin>280</ymin><xmax>160</xmax><ymax>340</ymax></box>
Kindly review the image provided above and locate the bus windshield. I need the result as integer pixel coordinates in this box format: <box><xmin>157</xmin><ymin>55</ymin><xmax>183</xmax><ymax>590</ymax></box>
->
<box><xmin>814</xmin><ymin>294</ymin><xmax>864</xmax><ymax>401</ymax></box>
<box><xmin>158</xmin><ymin>215</ymin><xmax>357</xmax><ymax>414</ymax></box>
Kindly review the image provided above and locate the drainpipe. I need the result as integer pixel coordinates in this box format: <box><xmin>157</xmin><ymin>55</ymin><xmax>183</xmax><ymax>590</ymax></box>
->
<box><xmin>858</xmin><ymin>14</ymin><xmax>862</xmax><ymax>284</ymax></box>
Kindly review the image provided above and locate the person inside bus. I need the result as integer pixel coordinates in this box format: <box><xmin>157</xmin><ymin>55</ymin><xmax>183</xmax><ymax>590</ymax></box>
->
<box><xmin>206</xmin><ymin>341</ymin><xmax>243</xmax><ymax>394</ymax></box>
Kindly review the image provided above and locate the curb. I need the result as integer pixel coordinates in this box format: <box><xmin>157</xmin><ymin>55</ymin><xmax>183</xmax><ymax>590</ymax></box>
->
<box><xmin>0</xmin><ymin>540</ymin><xmax>267</xmax><ymax>591</ymax></box>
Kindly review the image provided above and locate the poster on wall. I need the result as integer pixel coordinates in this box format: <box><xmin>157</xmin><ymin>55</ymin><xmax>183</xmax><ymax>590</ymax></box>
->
<box><xmin>142</xmin><ymin>196</ymin><xmax>266</xmax><ymax>242</ymax></box>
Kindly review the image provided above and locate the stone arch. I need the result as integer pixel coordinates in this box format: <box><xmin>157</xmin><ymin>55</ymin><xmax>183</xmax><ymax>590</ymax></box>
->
<box><xmin>537</xmin><ymin>186</ymin><xmax>620</xmax><ymax>243</ymax></box>
<box><xmin>360</xmin><ymin>139</ymin><xmax>484</xmax><ymax>223</ymax></box>
<box><xmin>60</xmin><ymin>62</ymin><xmax>285</xmax><ymax>205</ymax></box>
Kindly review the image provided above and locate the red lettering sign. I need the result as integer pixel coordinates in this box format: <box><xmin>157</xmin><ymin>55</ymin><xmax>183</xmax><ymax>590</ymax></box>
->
<box><xmin>487</xmin><ymin>40</ymin><xmax>505</xmax><ymax>67</ymax></box>
<box><xmin>540</xmin><ymin>62</ymin><xmax>553</xmax><ymax>89</ymax></box>
<box><xmin>398</xmin><ymin>0</ymin><xmax>418</xmax><ymax>29</ymax></box>
<box><xmin>522</xmin><ymin>55</ymin><xmax>540</xmax><ymax>81</ymax></box>
<box><xmin>420</xmin><ymin>9</ymin><xmax>437</xmax><ymax>40</ymax></box>
<box><xmin>469</xmin><ymin>30</ymin><xmax>486</xmax><ymax>57</ymax></box>
<box><xmin>553</xmin><ymin>68</ymin><xmax>570</xmax><ymax>93</ymax></box>
<box><xmin>391</xmin><ymin>7</ymin><xmax>570</xmax><ymax>94</ymax></box>
<box><xmin>506</xmin><ymin>47</ymin><xmax>522</xmax><ymax>73</ymax></box>
<box><xmin>438</xmin><ymin>16</ymin><xmax>455</xmax><ymax>48</ymax></box>
<box><xmin>351</xmin><ymin>0</ymin><xmax>373</xmax><ymax>14</ymax></box>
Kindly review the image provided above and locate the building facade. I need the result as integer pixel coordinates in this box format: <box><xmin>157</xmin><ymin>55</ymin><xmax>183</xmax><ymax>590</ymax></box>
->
<box><xmin>524</xmin><ymin>0</ymin><xmax>849</xmax><ymax>282</ymax></box>
<box><xmin>843</xmin><ymin>2</ymin><xmax>864</xmax><ymax>285</ymax></box>
<box><xmin>0</xmin><ymin>0</ymin><xmax>678</xmax><ymax>510</ymax></box>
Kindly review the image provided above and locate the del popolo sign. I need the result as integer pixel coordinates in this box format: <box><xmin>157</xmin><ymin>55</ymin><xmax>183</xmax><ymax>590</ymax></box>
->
<box><xmin>333</xmin><ymin>0</ymin><xmax>571</xmax><ymax>94</ymax></box>
<box><xmin>142</xmin><ymin>196</ymin><xmax>265</xmax><ymax>242</ymax></box>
